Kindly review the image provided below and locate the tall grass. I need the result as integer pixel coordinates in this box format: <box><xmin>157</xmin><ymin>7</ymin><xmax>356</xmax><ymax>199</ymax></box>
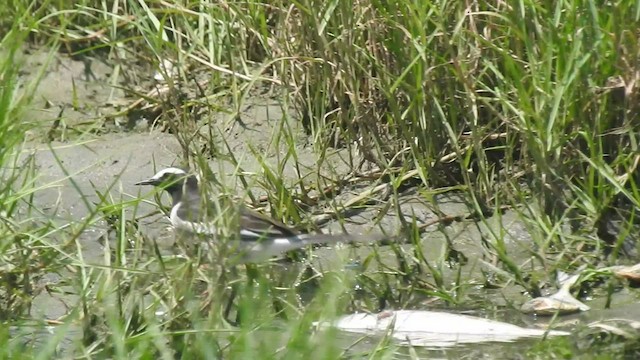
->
<box><xmin>1</xmin><ymin>0</ymin><xmax>640</xmax><ymax>358</ymax></box>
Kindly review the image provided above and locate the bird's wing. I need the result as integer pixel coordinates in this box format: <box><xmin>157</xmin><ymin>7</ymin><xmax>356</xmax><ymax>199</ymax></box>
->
<box><xmin>238</xmin><ymin>207</ymin><xmax>300</xmax><ymax>241</ymax></box>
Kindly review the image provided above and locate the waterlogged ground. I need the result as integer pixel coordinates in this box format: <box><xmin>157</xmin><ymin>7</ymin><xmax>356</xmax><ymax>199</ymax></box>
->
<box><xmin>10</xmin><ymin>48</ymin><xmax>640</xmax><ymax>357</ymax></box>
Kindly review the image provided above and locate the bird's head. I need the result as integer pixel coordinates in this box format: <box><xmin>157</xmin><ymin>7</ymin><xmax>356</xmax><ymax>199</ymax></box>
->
<box><xmin>136</xmin><ymin>167</ymin><xmax>198</xmax><ymax>194</ymax></box>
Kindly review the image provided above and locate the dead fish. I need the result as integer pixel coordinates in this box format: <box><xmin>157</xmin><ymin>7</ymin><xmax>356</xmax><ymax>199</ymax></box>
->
<box><xmin>521</xmin><ymin>272</ymin><xmax>590</xmax><ymax>315</ymax></box>
<box><xmin>612</xmin><ymin>263</ymin><xmax>640</xmax><ymax>284</ymax></box>
<box><xmin>315</xmin><ymin>310</ymin><xmax>569</xmax><ymax>347</ymax></box>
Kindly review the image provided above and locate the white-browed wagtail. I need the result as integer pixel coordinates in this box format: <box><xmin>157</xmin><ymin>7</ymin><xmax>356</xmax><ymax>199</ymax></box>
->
<box><xmin>136</xmin><ymin>167</ymin><xmax>379</xmax><ymax>263</ymax></box>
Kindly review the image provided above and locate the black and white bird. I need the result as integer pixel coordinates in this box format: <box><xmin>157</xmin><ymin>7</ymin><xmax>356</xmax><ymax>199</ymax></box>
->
<box><xmin>136</xmin><ymin>167</ymin><xmax>378</xmax><ymax>263</ymax></box>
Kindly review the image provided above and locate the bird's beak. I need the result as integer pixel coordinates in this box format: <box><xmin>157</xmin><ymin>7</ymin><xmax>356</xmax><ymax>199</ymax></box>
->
<box><xmin>135</xmin><ymin>178</ymin><xmax>156</xmax><ymax>186</ymax></box>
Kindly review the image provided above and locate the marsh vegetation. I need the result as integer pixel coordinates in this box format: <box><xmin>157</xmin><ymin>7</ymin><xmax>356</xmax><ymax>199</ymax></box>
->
<box><xmin>1</xmin><ymin>1</ymin><xmax>640</xmax><ymax>358</ymax></box>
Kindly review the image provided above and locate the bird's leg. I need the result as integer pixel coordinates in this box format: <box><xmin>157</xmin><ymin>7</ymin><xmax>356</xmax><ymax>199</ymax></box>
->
<box><xmin>222</xmin><ymin>265</ymin><xmax>241</xmax><ymax>326</ymax></box>
<box><xmin>223</xmin><ymin>287</ymin><xmax>238</xmax><ymax>326</ymax></box>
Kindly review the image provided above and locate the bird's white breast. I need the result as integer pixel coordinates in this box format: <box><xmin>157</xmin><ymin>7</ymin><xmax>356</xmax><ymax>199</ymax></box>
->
<box><xmin>169</xmin><ymin>202</ymin><xmax>217</xmax><ymax>235</ymax></box>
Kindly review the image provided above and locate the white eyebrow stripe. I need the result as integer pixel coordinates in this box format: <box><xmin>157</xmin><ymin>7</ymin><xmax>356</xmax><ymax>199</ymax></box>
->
<box><xmin>152</xmin><ymin>167</ymin><xmax>188</xmax><ymax>179</ymax></box>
